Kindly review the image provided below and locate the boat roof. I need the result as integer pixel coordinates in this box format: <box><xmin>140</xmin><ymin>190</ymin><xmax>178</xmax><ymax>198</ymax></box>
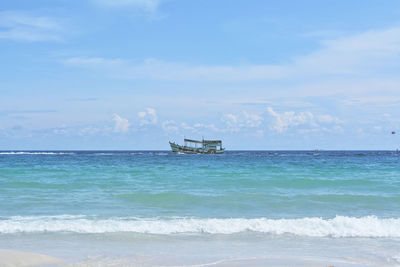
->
<box><xmin>184</xmin><ymin>138</ymin><xmax>222</xmax><ymax>144</ymax></box>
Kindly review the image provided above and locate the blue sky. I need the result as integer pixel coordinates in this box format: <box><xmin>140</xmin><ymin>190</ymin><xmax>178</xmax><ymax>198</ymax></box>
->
<box><xmin>1</xmin><ymin>0</ymin><xmax>400</xmax><ymax>150</ymax></box>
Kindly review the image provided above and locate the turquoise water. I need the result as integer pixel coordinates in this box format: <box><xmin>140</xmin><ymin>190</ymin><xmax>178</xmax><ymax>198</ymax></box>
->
<box><xmin>1</xmin><ymin>151</ymin><xmax>400</xmax><ymax>233</ymax></box>
<box><xmin>1</xmin><ymin>151</ymin><xmax>400</xmax><ymax>265</ymax></box>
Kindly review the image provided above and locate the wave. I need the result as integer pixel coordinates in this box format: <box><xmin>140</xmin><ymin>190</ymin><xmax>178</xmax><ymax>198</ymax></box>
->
<box><xmin>1</xmin><ymin>215</ymin><xmax>400</xmax><ymax>237</ymax></box>
<box><xmin>0</xmin><ymin>152</ymin><xmax>74</xmax><ymax>155</ymax></box>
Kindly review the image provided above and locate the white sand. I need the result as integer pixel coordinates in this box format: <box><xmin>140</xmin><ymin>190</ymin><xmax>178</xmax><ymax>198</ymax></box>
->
<box><xmin>0</xmin><ymin>249</ymin><xmax>63</xmax><ymax>267</ymax></box>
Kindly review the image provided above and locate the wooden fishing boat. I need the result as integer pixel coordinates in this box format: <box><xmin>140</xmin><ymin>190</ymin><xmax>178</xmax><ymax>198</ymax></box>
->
<box><xmin>169</xmin><ymin>138</ymin><xmax>224</xmax><ymax>154</ymax></box>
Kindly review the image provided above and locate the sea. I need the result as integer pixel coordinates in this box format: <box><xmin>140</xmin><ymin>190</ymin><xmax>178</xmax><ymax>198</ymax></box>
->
<box><xmin>0</xmin><ymin>151</ymin><xmax>400</xmax><ymax>266</ymax></box>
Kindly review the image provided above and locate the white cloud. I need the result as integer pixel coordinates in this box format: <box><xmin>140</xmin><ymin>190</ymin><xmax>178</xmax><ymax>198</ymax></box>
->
<box><xmin>93</xmin><ymin>0</ymin><xmax>160</xmax><ymax>14</ymax></box>
<box><xmin>343</xmin><ymin>96</ymin><xmax>400</xmax><ymax>107</ymax></box>
<box><xmin>79</xmin><ymin>126</ymin><xmax>102</xmax><ymax>135</ymax></box>
<box><xmin>193</xmin><ymin>123</ymin><xmax>220</xmax><ymax>132</ymax></box>
<box><xmin>64</xmin><ymin>57</ymin><xmax>285</xmax><ymax>82</ymax></box>
<box><xmin>221</xmin><ymin>111</ymin><xmax>263</xmax><ymax>132</ymax></box>
<box><xmin>162</xmin><ymin>120</ymin><xmax>221</xmax><ymax>134</ymax></box>
<box><xmin>162</xmin><ymin>120</ymin><xmax>179</xmax><ymax>133</ymax></box>
<box><xmin>0</xmin><ymin>11</ymin><xmax>63</xmax><ymax>42</ymax></box>
<box><xmin>48</xmin><ymin>124</ymin><xmax>112</xmax><ymax>137</ymax></box>
<box><xmin>221</xmin><ymin>114</ymin><xmax>239</xmax><ymax>132</ymax></box>
<box><xmin>113</xmin><ymin>113</ymin><xmax>130</xmax><ymax>133</ymax></box>
<box><xmin>53</xmin><ymin>128</ymin><xmax>67</xmax><ymax>135</ymax></box>
<box><xmin>292</xmin><ymin>27</ymin><xmax>400</xmax><ymax>77</ymax></box>
<box><xmin>64</xmin><ymin>26</ymin><xmax>400</xmax><ymax>85</ymax></box>
<box><xmin>317</xmin><ymin>114</ymin><xmax>343</xmax><ymax>124</ymax></box>
<box><xmin>138</xmin><ymin>108</ymin><xmax>157</xmax><ymax>126</ymax></box>
<box><xmin>267</xmin><ymin>107</ymin><xmax>315</xmax><ymax>133</ymax></box>
<box><xmin>65</xmin><ymin>57</ymin><xmax>123</xmax><ymax>66</ymax></box>
<box><xmin>267</xmin><ymin>107</ymin><xmax>342</xmax><ymax>133</ymax></box>
<box><xmin>242</xmin><ymin>111</ymin><xmax>263</xmax><ymax>127</ymax></box>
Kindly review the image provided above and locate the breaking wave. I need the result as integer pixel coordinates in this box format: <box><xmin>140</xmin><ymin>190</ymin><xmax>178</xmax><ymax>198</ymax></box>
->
<box><xmin>1</xmin><ymin>215</ymin><xmax>400</xmax><ymax>237</ymax></box>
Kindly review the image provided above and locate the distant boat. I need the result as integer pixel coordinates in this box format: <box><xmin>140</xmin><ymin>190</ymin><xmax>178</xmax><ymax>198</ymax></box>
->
<box><xmin>169</xmin><ymin>138</ymin><xmax>225</xmax><ymax>154</ymax></box>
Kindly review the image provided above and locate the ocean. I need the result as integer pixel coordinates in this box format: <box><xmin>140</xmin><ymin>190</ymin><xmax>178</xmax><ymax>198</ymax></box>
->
<box><xmin>1</xmin><ymin>151</ymin><xmax>400</xmax><ymax>266</ymax></box>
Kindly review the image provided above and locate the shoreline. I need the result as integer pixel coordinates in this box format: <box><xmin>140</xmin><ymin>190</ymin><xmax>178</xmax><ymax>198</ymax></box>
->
<box><xmin>1</xmin><ymin>233</ymin><xmax>399</xmax><ymax>267</ymax></box>
<box><xmin>0</xmin><ymin>248</ymin><xmax>366</xmax><ymax>267</ymax></box>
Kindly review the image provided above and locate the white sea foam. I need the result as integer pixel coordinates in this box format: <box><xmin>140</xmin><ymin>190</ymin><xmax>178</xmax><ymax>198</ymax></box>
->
<box><xmin>1</xmin><ymin>215</ymin><xmax>400</xmax><ymax>237</ymax></box>
<box><xmin>0</xmin><ymin>152</ymin><xmax>74</xmax><ymax>155</ymax></box>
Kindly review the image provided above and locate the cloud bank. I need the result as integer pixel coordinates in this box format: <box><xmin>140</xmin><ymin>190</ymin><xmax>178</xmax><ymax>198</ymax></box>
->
<box><xmin>64</xmin><ymin>26</ymin><xmax>400</xmax><ymax>85</ymax></box>
<box><xmin>0</xmin><ymin>11</ymin><xmax>63</xmax><ymax>42</ymax></box>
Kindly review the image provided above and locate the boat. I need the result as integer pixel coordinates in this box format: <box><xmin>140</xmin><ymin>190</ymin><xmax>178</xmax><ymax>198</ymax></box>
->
<box><xmin>169</xmin><ymin>138</ymin><xmax>225</xmax><ymax>154</ymax></box>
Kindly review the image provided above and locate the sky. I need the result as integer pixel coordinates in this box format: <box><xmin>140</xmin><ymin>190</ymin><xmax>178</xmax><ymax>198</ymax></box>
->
<box><xmin>1</xmin><ymin>0</ymin><xmax>400</xmax><ymax>150</ymax></box>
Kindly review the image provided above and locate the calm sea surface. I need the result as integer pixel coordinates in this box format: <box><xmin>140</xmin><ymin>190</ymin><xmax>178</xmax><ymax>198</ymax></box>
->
<box><xmin>1</xmin><ymin>151</ymin><xmax>400</xmax><ymax>265</ymax></box>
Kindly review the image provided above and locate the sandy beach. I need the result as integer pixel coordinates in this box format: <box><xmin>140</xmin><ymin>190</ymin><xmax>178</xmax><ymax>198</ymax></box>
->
<box><xmin>0</xmin><ymin>249</ymin><xmax>62</xmax><ymax>267</ymax></box>
<box><xmin>1</xmin><ymin>230</ymin><xmax>399</xmax><ymax>267</ymax></box>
